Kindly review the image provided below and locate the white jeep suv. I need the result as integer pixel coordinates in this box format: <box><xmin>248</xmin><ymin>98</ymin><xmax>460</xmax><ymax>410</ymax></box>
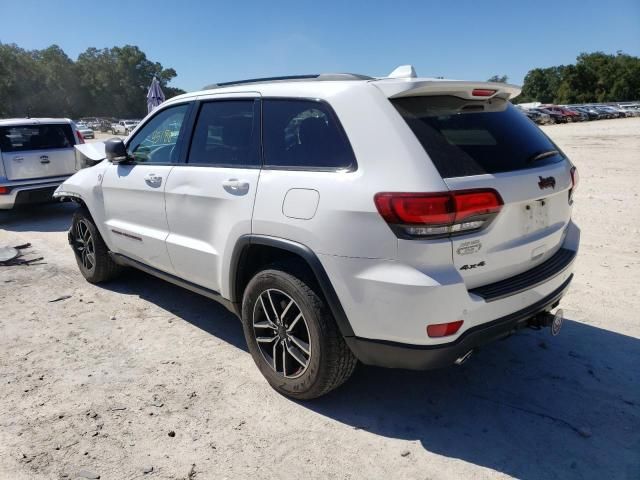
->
<box><xmin>54</xmin><ymin>66</ymin><xmax>580</xmax><ymax>399</ymax></box>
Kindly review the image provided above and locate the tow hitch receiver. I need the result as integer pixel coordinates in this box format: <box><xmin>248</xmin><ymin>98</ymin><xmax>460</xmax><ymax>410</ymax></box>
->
<box><xmin>528</xmin><ymin>309</ymin><xmax>564</xmax><ymax>335</ymax></box>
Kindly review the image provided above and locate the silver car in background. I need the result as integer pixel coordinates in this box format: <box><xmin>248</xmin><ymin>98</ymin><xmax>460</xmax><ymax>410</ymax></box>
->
<box><xmin>0</xmin><ymin>118</ymin><xmax>82</xmax><ymax>209</ymax></box>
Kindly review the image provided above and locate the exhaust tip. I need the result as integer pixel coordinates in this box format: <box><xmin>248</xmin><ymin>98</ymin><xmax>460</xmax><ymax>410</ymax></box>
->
<box><xmin>455</xmin><ymin>349</ymin><xmax>474</xmax><ymax>365</ymax></box>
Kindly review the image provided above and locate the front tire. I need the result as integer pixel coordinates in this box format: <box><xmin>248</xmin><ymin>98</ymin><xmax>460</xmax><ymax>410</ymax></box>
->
<box><xmin>241</xmin><ymin>268</ymin><xmax>357</xmax><ymax>400</ymax></box>
<box><xmin>71</xmin><ymin>208</ymin><xmax>121</xmax><ymax>283</ymax></box>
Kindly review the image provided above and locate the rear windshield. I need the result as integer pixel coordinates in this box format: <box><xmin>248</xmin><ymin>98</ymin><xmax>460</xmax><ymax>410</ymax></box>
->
<box><xmin>391</xmin><ymin>96</ymin><xmax>564</xmax><ymax>178</ymax></box>
<box><xmin>0</xmin><ymin>124</ymin><xmax>75</xmax><ymax>153</ymax></box>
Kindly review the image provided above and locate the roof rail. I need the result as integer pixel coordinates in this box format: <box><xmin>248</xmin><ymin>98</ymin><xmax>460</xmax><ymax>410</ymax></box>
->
<box><xmin>203</xmin><ymin>73</ymin><xmax>372</xmax><ymax>90</ymax></box>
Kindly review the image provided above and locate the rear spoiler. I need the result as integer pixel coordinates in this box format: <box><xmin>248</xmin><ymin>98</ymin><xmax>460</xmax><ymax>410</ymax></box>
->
<box><xmin>372</xmin><ymin>79</ymin><xmax>521</xmax><ymax>101</ymax></box>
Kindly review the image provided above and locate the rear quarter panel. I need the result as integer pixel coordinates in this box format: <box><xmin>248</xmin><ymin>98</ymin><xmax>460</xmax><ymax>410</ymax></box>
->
<box><xmin>252</xmin><ymin>84</ymin><xmax>449</xmax><ymax>260</ymax></box>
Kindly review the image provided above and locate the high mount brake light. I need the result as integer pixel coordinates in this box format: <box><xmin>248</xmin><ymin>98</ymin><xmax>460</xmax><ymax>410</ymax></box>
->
<box><xmin>374</xmin><ymin>189</ymin><xmax>503</xmax><ymax>239</ymax></box>
<box><xmin>472</xmin><ymin>89</ymin><xmax>497</xmax><ymax>97</ymax></box>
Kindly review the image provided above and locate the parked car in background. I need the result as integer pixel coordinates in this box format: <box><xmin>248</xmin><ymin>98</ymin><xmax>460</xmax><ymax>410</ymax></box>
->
<box><xmin>532</xmin><ymin>107</ymin><xmax>565</xmax><ymax>123</ymax></box>
<box><xmin>75</xmin><ymin>122</ymin><xmax>95</xmax><ymax>139</ymax></box>
<box><xmin>594</xmin><ymin>105</ymin><xmax>624</xmax><ymax>118</ymax></box>
<box><xmin>99</xmin><ymin>119</ymin><xmax>115</xmax><ymax>132</ymax></box>
<box><xmin>549</xmin><ymin>106</ymin><xmax>582</xmax><ymax>122</ymax></box>
<box><xmin>586</xmin><ymin>105</ymin><xmax>613</xmax><ymax>119</ymax></box>
<box><xmin>572</xmin><ymin>106</ymin><xmax>601</xmax><ymax>120</ymax></box>
<box><xmin>609</xmin><ymin>105</ymin><xmax>634</xmax><ymax>117</ymax></box>
<box><xmin>563</xmin><ymin>107</ymin><xmax>590</xmax><ymax>121</ymax></box>
<box><xmin>523</xmin><ymin>109</ymin><xmax>552</xmax><ymax>125</ymax></box>
<box><xmin>620</xmin><ymin>104</ymin><xmax>640</xmax><ymax>116</ymax></box>
<box><xmin>0</xmin><ymin>118</ymin><xmax>82</xmax><ymax>209</ymax></box>
<box><xmin>111</xmin><ymin>120</ymin><xmax>139</xmax><ymax>136</ymax></box>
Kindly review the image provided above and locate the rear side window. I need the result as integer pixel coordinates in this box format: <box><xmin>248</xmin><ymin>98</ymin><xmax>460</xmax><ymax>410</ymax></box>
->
<box><xmin>262</xmin><ymin>99</ymin><xmax>356</xmax><ymax>170</ymax></box>
<box><xmin>188</xmin><ymin>100</ymin><xmax>260</xmax><ymax>167</ymax></box>
<box><xmin>0</xmin><ymin>124</ymin><xmax>75</xmax><ymax>152</ymax></box>
<box><xmin>391</xmin><ymin>96</ymin><xmax>565</xmax><ymax>178</ymax></box>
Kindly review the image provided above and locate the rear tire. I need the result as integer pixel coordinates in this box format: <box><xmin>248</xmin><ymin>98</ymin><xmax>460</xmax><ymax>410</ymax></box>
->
<box><xmin>241</xmin><ymin>267</ymin><xmax>357</xmax><ymax>400</ymax></box>
<box><xmin>71</xmin><ymin>208</ymin><xmax>121</xmax><ymax>284</ymax></box>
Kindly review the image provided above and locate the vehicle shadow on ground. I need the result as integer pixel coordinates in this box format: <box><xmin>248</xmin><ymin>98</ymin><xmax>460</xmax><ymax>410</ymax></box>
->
<box><xmin>308</xmin><ymin>320</ymin><xmax>640</xmax><ymax>480</ymax></box>
<box><xmin>96</xmin><ymin>270</ymin><xmax>639</xmax><ymax>479</ymax></box>
<box><xmin>101</xmin><ymin>268</ymin><xmax>248</xmax><ymax>352</ymax></box>
<box><xmin>0</xmin><ymin>202</ymin><xmax>76</xmax><ymax>232</ymax></box>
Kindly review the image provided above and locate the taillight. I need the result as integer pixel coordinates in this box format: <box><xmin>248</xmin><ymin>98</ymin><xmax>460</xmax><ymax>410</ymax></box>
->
<box><xmin>76</xmin><ymin>130</ymin><xmax>85</xmax><ymax>144</ymax></box>
<box><xmin>0</xmin><ymin>186</ymin><xmax>10</xmax><ymax>195</ymax></box>
<box><xmin>569</xmin><ymin>166</ymin><xmax>579</xmax><ymax>203</ymax></box>
<box><xmin>374</xmin><ymin>189</ymin><xmax>503</xmax><ymax>239</ymax></box>
<box><xmin>472</xmin><ymin>89</ymin><xmax>496</xmax><ymax>97</ymax></box>
<box><xmin>427</xmin><ymin>320</ymin><xmax>464</xmax><ymax>338</ymax></box>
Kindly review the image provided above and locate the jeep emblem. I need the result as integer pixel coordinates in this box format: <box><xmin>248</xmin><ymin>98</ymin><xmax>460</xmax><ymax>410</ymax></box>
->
<box><xmin>538</xmin><ymin>176</ymin><xmax>556</xmax><ymax>190</ymax></box>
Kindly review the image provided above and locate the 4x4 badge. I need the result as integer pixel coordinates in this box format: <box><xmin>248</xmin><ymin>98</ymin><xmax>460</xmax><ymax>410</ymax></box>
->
<box><xmin>538</xmin><ymin>176</ymin><xmax>556</xmax><ymax>189</ymax></box>
<box><xmin>460</xmin><ymin>261</ymin><xmax>485</xmax><ymax>271</ymax></box>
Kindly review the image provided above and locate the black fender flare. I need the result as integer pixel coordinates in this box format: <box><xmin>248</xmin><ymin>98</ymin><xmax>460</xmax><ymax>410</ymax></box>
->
<box><xmin>230</xmin><ymin>235</ymin><xmax>355</xmax><ymax>338</ymax></box>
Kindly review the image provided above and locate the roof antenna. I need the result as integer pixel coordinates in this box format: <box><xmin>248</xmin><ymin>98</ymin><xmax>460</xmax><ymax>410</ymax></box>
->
<box><xmin>387</xmin><ymin>65</ymin><xmax>417</xmax><ymax>79</ymax></box>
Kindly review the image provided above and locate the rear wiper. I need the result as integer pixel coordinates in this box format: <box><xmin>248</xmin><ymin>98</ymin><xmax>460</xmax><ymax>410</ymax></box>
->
<box><xmin>527</xmin><ymin>149</ymin><xmax>559</xmax><ymax>163</ymax></box>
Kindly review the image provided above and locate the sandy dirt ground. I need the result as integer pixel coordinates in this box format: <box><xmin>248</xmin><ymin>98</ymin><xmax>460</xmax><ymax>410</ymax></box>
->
<box><xmin>1</xmin><ymin>118</ymin><xmax>639</xmax><ymax>480</ymax></box>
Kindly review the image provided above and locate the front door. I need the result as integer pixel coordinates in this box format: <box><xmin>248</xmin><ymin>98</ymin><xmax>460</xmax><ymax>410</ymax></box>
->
<box><xmin>164</xmin><ymin>95</ymin><xmax>261</xmax><ymax>294</ymax></box>
<box><xmin>101</xmin><ymin>103</ymin><xmax>191</xmax><ymax>273</ymax></box>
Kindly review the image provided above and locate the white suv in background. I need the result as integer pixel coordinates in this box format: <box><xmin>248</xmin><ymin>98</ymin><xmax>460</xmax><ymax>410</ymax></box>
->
<box><xmin>54</xmin><ymin>66</ymin><xmax>580</xmax><ymax>399</ymax></box>
<box><xmin>0</xmin><ymin>118</ymin><xmax>83</xmax><ymax>209</ymax></box>
<box><xmin>111</xmin><ymin>120</ymin><xmax>139</xmax><ymax>136</ymax></box>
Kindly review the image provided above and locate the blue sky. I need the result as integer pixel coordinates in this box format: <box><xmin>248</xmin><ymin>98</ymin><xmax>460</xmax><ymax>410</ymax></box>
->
<box><xmin>1</xmin><ymin>0</ymin><xmax>638</xmax><ymax>91</ymax></box>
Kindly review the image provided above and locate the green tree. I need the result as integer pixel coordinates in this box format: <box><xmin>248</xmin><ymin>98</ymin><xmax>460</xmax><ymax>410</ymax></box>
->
<box><xmin>0</xmin><ymin>42</ymin><xmax>185</xmax><ymax>118</ymax></box>
<box><xmin>76</xmin><ymin>45</ymin><xmax>184</xmax><ymax>117</ymax></box>
<box><xmin>517</xmin><ymin>52</ymin><xmax>640</xmax><ymax>104</ymax></box>
<box><xmin>487</xmin><ymin>74</ymin><xmax>508</xmax><ymax>83</ymax></box>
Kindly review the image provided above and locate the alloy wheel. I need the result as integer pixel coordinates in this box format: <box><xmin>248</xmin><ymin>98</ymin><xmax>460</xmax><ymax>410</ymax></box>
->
<box><xmin>252</xmin><ymin>289</ymin><xmax>311</xmax><ymax>379</ymax></box>
<box><xmin>73</xmin><ymin>219</ymin><xmax>96</xmax><ymax>271</ymax></box>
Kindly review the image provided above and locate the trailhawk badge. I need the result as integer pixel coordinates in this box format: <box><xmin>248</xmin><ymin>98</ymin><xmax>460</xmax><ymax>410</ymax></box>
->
<box><xmin>456</xmin><ymin>240</ymin><xmax>482</xmax><ymax>256</ymax></box>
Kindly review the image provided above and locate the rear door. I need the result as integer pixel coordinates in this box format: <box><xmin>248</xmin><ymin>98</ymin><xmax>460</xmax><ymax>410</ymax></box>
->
<box><xmin>0</xmin><ymin>122</ymin><xmax>76</xmax><ymax>180</ymax></box>
<box><xmin>101</xmin><ymin>103</ymin><xmax>191</xmax><ymax>273</ymax></box>
<box><xmin>390</xmin><ymin>94</ymin><xmax>575</xmax><ymax>288</ymax></box>
<box><xmin>164</xmin><ymin>94</ymin><xmax>261</xmax><ymax>293</ymax></box>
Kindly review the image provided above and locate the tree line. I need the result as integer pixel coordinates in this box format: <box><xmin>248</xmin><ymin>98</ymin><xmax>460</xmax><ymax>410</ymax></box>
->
<box><xmin>1</xmin><ymin>44</ymin><xmax>639</xmax><ymax>119</ymax></box>
<box><xmin>515</xmin><ymin>51</ymin><xmax>640</xmax><ymax>104</ymax></box>
<box><xmin>0</xmin><ymin>43</ymin><xmax>185</xmax><ymax>119</ymax></box>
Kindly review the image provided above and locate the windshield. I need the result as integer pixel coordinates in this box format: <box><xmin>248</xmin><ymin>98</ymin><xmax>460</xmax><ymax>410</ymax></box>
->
<box><xmin>391</xmin><ymin>96</ymin><xmax>565</xmax><ymax>178</ymax></box>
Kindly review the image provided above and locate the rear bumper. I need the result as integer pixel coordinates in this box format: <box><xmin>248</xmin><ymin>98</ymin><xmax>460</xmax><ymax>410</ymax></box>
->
<box><xmin>346</xmin><ymin>274</ymin><xmax>572</xmax><ymax>370</ymax></box>
<box><xmin>0</xmin><ymin>176</ymin><xmax>70</xmax><ymax>209</ymax></box>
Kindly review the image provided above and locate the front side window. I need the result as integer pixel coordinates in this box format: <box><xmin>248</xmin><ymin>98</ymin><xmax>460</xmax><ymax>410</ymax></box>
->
<box><xmin>127</xmin><ymin>104</ymin><xmax>189</xmax><ymax>164</ymax></box>
<box><xmin>262</xmin><ymin>99</ymin><xmax>356</xmax><ymax>170</ymax></box>
<box><xmin>0</xmin><ymin>124</ymin><xmax>75</xmax><ymax>152</ymax></box>
<box><xmin>187</xmin><ymin>100</ymin><xmax>259</xmax><ymax>167</ymax></box>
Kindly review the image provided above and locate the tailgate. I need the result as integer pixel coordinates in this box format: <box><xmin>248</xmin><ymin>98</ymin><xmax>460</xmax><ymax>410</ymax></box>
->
<box><xmin>388</xmin><ymin>89</ymin><xmax>576</xmax><ymax>289</ymax></box>
<box><xmin>0</xmin><ymin>123</ymin><xmax>77</xmax><ymax>181</ymax></box>
<box><xmin>446</xmin><ymin>162</ymin><xmax>573</xmax><ymax>288</ymax></box>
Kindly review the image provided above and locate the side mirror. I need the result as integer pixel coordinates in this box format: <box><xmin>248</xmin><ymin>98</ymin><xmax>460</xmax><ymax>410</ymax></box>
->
<box><xmin>105</xmin><ymin>138</ymin><xmax>131</xmax><ymax>164</ymax></box>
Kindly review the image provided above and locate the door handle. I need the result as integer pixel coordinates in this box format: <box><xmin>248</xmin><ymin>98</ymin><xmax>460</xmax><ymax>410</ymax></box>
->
<box><xmin>144</xmin><ymin>173</ymin><xmax>162</xmax><ymax>187</ymax></box>
<box><xmin>222</xmin><ymin>179</ymin><xmax>250</xmax><ymax>195</ymax></box>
